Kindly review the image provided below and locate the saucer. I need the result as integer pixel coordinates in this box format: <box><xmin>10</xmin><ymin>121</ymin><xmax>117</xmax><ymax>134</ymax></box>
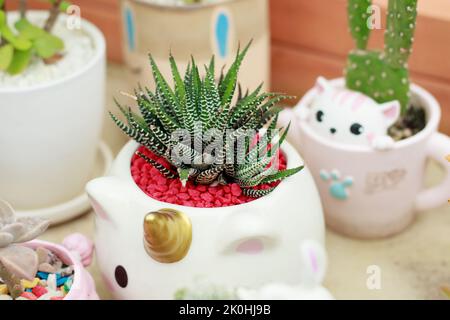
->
<box><xmin>15</xmin><ymin>141</ymin><xmax>114</xmax><ymax>225</ymax></box>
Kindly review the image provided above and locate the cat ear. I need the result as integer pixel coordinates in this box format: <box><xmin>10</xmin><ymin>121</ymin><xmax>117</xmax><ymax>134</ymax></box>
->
<box><xmin>380</xmin><ymin>100</ymin><xmax>401</xmax><ymax>127</ymax></box>
<box><xmin>315</xmin><ymin>77</ymin><xmax>333</xmax><ymax>94</ymax></box>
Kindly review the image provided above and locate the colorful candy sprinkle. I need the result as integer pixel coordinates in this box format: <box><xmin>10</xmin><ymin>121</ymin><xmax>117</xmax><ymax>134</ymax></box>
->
<box><xmin>32</xmin><ymin>286</ymin><xmax>48</xmax><ymax>298</ymax></box>
<box><xmin>20</xmin><ymin>292</ymin><xmax>37</xmax><ymax>300</ymax></box>
<box><xmin>37</xmin><ymin>272</ymin><xmax>49</xmax><ymax>280</ymax></box>
<box><xmin>21</xmin><ymin>278</ymin><xmax>40</xmax><ymax>289</ymax></box>
<box><xmin>0</xmin><ymin>285</ymin><xmax>8</xmax><ymax>295</ymax></box>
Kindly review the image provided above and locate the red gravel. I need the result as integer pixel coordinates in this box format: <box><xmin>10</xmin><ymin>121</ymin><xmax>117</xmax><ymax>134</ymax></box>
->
<box><xmin>131</xmin><ymin>146</ymin><xmax>287</xmax><ymax>208</ymax></box>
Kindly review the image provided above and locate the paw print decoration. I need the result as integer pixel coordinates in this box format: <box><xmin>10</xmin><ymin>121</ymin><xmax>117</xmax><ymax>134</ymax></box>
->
<box><xmin>320</xmin><ymin>169</ymin><xmax>354</xmax><ymax>200</ymax></box>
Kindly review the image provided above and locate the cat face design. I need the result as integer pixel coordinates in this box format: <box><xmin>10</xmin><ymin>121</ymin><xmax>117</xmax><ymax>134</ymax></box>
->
<box><xmin>307</xmin><ymin>77</ymin><xmax>400</xmax><ymax>146</ymax></box>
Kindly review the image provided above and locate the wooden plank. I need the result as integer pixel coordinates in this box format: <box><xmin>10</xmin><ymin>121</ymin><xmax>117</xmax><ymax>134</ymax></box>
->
<box><xmin>270</xmin><ymin>0</ymin><xmax>352</xmax><ymax>60</ymax></box>
<box><xmin>270</xmin><ymin>0</ymin><xmax>450</xmax><ymax>82</ymax></box>
<box><xmin>271</xmin><ymin>43</ymin><xmax>450</xmax><ymax>134</ymax></box>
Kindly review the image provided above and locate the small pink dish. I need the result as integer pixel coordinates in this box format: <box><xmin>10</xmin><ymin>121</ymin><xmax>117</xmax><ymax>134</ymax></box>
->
<box><xmin>24</xmin><ymin>233</ymin><xmax>99</xmax><ymax>300</ymax></box>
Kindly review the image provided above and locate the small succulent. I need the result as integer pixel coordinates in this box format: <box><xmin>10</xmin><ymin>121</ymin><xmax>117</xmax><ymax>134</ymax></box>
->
<box><xmin>345</xmin><ymin>0</ymin><xmax>418</xmax><ymax>114</ymax></box>
<box><xmin>0</xmin><ymin>200</ymin><xmax>50</xmax><ymax>298</ymax></box>
<box><xmin>111</xmin><ymin>42</ymin><xmax>303</xmax><ymax>198</ymax></box>
<box><xmin>0</xmin><ymin>0</ymin><xmax>71</xmax><ymax>75</ymax></box>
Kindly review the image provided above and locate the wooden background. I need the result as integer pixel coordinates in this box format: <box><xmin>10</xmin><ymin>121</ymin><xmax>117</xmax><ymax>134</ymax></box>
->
<box><xmin>10</xmin><ymin>0</ymin><xmax>450</xmax><ymax>133</ymax></box>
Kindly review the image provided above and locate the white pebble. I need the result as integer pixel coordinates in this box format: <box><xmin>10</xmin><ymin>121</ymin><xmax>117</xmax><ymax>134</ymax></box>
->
<box><xmin>47</xmin><ymin>274</ymin><xmax>57</xmax><ymax>291</ymax></box>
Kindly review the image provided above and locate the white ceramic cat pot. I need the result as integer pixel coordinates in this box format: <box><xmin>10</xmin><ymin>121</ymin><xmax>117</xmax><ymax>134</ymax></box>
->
<box><xmin>86</xmin><ymin>140</ymin><xmax>325</xmax><ymax>300</ymax></box>
<box><xmin>279</xmin><ymin>78</ymin><xmax>450</xmax><ymax>239</ymax></box>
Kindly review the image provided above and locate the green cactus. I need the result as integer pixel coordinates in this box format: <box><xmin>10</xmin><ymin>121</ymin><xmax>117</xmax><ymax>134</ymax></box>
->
<box><xmin>348</xmin><ymin>0</ymin><xmax>371</xmax><ymax>50</ymax></box>
<box><xmin>345</xmin><ymin>0</ymin><xmax>418</xmax><ymax>114</ymax></box>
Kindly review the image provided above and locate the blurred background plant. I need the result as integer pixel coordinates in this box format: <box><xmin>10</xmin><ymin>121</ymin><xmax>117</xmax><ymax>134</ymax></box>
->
<box><xmin>0</xmin><ymin>0</ymin><xmax>71</xmax><ymax>75</ymax></box>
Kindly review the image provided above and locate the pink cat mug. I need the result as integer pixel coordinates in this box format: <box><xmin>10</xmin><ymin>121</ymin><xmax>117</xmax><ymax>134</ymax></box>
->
<box><xmin>280</xmin><ymin>78</ymin><xmax>450</xmax><ymax>238</ymax></box>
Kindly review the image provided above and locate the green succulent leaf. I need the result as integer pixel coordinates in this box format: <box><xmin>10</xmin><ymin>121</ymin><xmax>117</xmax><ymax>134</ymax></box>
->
<box><xmin>178</xmin><ymin>168</ymin><xmax>191</xmax><ymax>187</ymax></box>
<box><xmin>0</xmin><ymin>44</ymin><xmax>13</xmax><ymax>70</ymax></box>
<box><xmin>219</xmin><ymin>41</ymin><xmax>252</xmax><ymax>106</ymax></box>
<box><xmin>15</xmin><ymin>19</ymin><xmax>46</xmax><ymax>40</ymax></box>
<box><xmin>0</xmin><ymin>10</ymin><xmax>6</xmax><ymax>27</ymax></box>
<box><xmin>0</xmin><ymin>25</ymin><xmax>32</xmax><ymax>51</ymax></box>
<box><xmin>149</xmin><ymin>54</ymin><xmax>181</xmax><ymax>125</ymax></box>
<box><xmin>260</xmin><ymin>166</ymin><xmax>304</xmax><ymax>185</ymax></box>
<box><xmin>242</xmin><ymin>187</ymin><xmax>275</xmax><ymax>198</ymax></box>
<box><xmin>34</xmin><ymin>34</ymin><xmax>64</xmax><ymax>59</ymax></box>
<box><xmin>111</xmin><ymin>42</ymin><xmax>300</xmax><ymax>196</ymax></box>
<box><xmin>7</xmin><ymin>48</ymin><xmax>32</xmax><ymax>75</ymax></box>
<box><xmin>137</xmin><ymin>152</ymin><xmax>177</xmax><ymax>179</ymax></box>
<box><xmin>60</xmin><ymin>1</ymin><xmax>72</xmax><ymax>12</ymax></box>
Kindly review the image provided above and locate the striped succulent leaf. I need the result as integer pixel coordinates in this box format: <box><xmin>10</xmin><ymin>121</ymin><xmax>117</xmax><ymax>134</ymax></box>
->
<box><xmin>111</xmin><ymin>43</ymin><xmax>303</xmax><ymax>197</ymax></box>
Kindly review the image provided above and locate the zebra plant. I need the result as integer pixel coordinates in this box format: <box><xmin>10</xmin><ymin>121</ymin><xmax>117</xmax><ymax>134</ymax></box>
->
<box><xmin>111</xmin><ymin>42</ymin><xmax>303</xmax><ymax>198</ymax></box>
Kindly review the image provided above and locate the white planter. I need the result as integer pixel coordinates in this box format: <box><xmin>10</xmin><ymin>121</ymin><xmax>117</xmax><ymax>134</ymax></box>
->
<box><xmin>121</xmin><ymin>0</ymin><xmax>270</xmax><ymax>92</ymax></box>
<box><xmin>279</xmin><ymin>78</ymin><xmax>450</xmax><ymax>239</ymax></box>
<box><xmin>86</xmin><ymin>140</ymin><xmax>325</xmax><ymax>299</ymax></box>
<box><xmin>0</xmin><ymin>12</ymin><xmax>106</xmax><ymax>211</ymax></box>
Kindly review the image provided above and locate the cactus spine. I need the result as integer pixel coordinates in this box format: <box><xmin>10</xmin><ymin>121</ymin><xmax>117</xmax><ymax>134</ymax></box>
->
<box><xmin>345</xmin><ymin>0</ymin><xmax>418</xmax><ymax>114</ymax></box>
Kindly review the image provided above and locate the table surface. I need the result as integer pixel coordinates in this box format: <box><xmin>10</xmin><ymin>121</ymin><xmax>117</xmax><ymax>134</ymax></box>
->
<box><xmin>40</xmin><ymin>64</ymin><xmax>450</xmax><ymax>300</ymax></box>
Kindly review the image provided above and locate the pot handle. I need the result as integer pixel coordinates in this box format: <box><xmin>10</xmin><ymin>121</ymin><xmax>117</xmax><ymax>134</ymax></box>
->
<box><xmin>415</xmin><ymin>132</ymin><xmax>450</xmax><ymax>211</ymax></box>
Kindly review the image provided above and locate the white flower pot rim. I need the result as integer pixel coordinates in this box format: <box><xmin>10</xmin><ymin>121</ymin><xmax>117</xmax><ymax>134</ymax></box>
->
<box><xmin>299</xmin><ymin>78</ymin><xmax>441</xmax><ymax>153</ymax></box>
<box><xmin>0</xmin><ymin>10</ymin><xmax>106</xmax><ymax>94</ymax></box>
<box><xmin>120</xmin><ymin>139</ymin><xmax>303</xmax><ymax>212</ymax></box>
<box><xmin>132</xmin><ymin>0</ymin><xmax>244</xmax><ymax>11</ymax></box>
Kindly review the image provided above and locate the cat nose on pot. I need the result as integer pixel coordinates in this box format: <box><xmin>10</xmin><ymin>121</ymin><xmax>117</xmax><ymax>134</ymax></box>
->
<box><xmin>330</xmin><ymin>128</ymin><xmax>337</xmax><ymax>134</ymax></box>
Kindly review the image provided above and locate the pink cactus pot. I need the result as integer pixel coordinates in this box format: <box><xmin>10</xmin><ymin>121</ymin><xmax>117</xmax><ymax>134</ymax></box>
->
<box><xmin>280</xmin><ymin>78</ymin><xmax>450</xmax><ymax>239</ymax></box>
<box><xmin>24</xmin><ymin>234</ymin><xmax>99</xmax><ymax>300</ymax></box>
